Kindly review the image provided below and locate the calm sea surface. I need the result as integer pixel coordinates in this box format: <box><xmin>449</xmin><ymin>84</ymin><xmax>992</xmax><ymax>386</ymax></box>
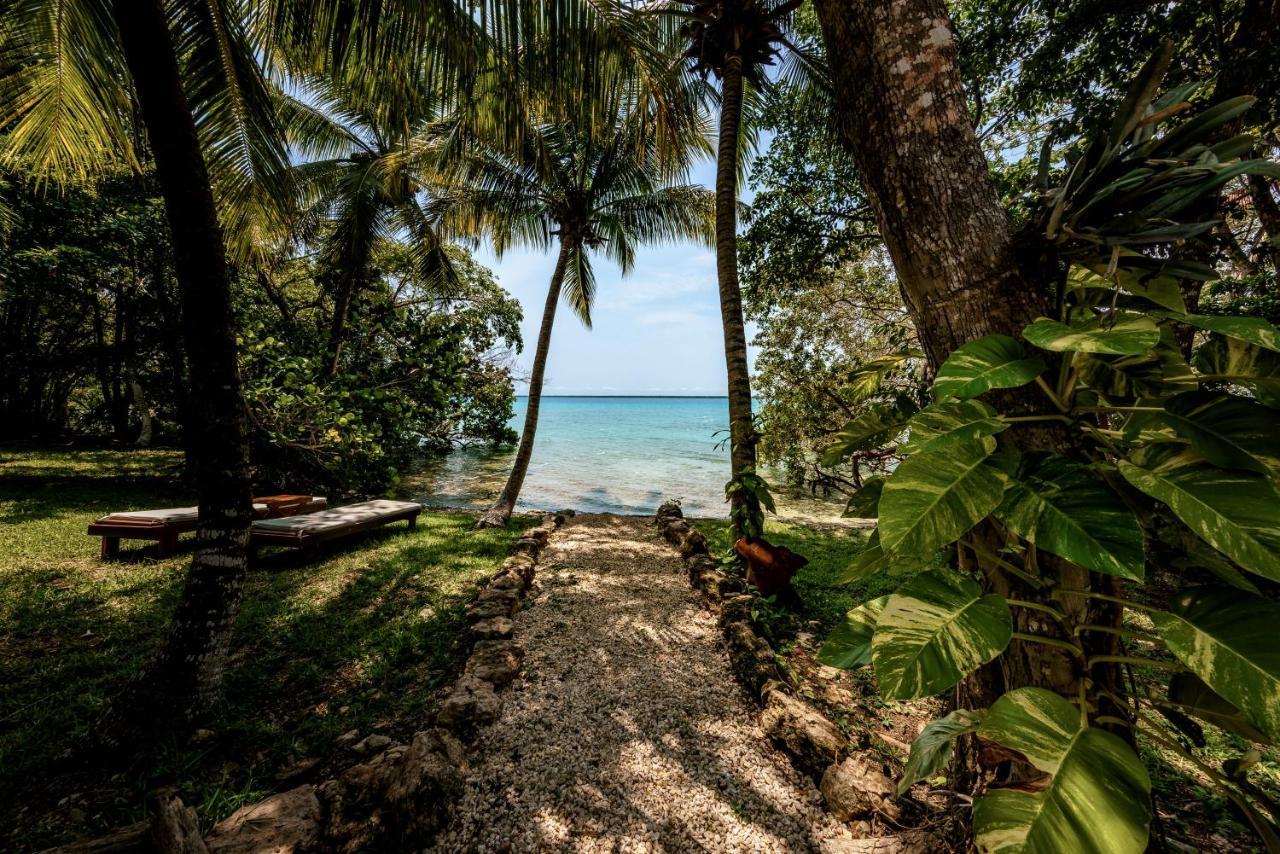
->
<box><xmin>409</xmin><ymin>396</ymin><xmax>845</xmax><ymax>521</ymax></box>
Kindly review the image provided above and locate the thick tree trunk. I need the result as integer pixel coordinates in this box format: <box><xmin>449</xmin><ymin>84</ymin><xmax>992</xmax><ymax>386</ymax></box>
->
<box><xmin>322</xmin><ymin>273</ymin><xmax>361</xmax><ymax>378</ymax></box>
<box><xmin>814</xmin><ymin>0</ymin><xmax>1125</xmax><ymax>778</ymax></box>
<box><xmin>475</xmin><ymin>238</ymin><xmax>573</xmax><ymax>529</ymax></box>
<box><xmin>110</xmin><ymin>0</ymin><xmax>254</xmax><ymax>727</ymax></box>
<box><xmin>714</xmin><ymin>55</ymin><xmax>758</xmax><ymax>537</ymax></box>
<box><xmin>1249</xmin><ymin>174</ymin><xmax>1280</xmax><ymax>274</ymax></box>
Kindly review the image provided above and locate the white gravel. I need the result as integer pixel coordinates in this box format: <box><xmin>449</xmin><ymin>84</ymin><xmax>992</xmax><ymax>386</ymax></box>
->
<box><xmin>433</xmin><ymin>514</ymin><xmax>855</xmax><ymax>853</ymax></box>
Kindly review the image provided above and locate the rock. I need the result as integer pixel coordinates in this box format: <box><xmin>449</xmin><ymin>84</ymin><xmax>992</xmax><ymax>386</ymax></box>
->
<box><xmin>512</xmin><ymin>537</ymin><xmax>541</xmax><ymax>557</ymax></box>
<box><xmin>379</xmin><ymin>729</ymin><xmax>466</xmax><ymax>844</ymax></box>
<box><xmin>190</xmin><ymin>728</ymin><xmax>215</xmax><ymax>745</ymax></box>
<box><xmin>722</xmin><ymin>619</ymin><xmax>782</xmax><ymax>695</ymax></box>
<box><xmin>474</xmin><ymin>587</ymin><xmax>521</xmax><ymax>616</ymax></box>
<box><xmin>559</xmin><ymin>508</ymin><xmax>576</xmax><ymax>518</ymax></box>
<box><xmin>465</xmin><ymin>640</ymin><xmax>524</xmax><ymax>687</ymax></box>
<box><xmin>436</xmin><ymin>676</ymin><xmax>502</xmax><ymax>734</ymax></box>
<box><xmin>655</xmin><ymin>500</ymin><xmax>683</xmax><ymax>522</ymax></box>
<box><xmin>353</xmin><ymin>734</ymin><xmax>392</xmax><ymax>755</ymax></box>
<box><xmin>150</xmin><ymin>793</ymin><xmax>208</xmax><ymax>854</ymax></box>
<box><xmin>759</xmin><ymin>682</ymin><xmax>846</xmax><ymax>777</ymax></box>
<box><xmin>336</xmin><ymin>728</ymin><xmax>359</xmax><ymax>747</ymax></box>
<box><xmin>274</xmin><ymin>757</ymin><xmax>320</xmax><ymax>785</ymax></box>
<box><xmin>679</xmin><ymin>529</ymin><xmax>709</xmax><ymax>558</ymax></box>
<box><xmin>206</xmin><ymin>785</ymin><xmax>321</xmax><ymax>854</ymax></box>
<box><xmin>468</xmin><ymin>616</ymin><xmax>514</xmax><ymax>641</ymax></box>
<box><xmin>662</xmin><ymin>519</ymin><xmax>691</xmax><ymax>546</ymax></box>
<box><xmin>466</xmin><ymin>597</ymin><xmax>515</xmax><ymax>621</ymax></box>
<box><xmin>488</xmin><ymin>571</ymin><xmax>523</xmax><ymax>592</ymax></box>
<box><xmin>523</xmin><ymin>527</ymin><xmax>550</xmax><ymax>545</ymax></box>
<box><xmin>819</xmin><ymin>756</ymin><xmax>899</xmax><ymax>820</ymax></box>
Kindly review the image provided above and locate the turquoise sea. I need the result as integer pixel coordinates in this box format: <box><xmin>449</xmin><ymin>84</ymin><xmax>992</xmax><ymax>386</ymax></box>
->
<box><xmin>410</xmin><ymin>396</ymin><xmax>845</xmax><ymax>521</ymax></box>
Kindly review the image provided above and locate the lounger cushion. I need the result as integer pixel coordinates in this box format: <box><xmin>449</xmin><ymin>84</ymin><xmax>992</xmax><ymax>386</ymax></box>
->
<box><xmin>104</xmin><ymin>504</ymin><xmax>267</xmax><ymax>524</ymax></box>
<box><xmin>251</xmin><ymin>500</ymin><xmax>421</xmax><ymax>534</ymax></box>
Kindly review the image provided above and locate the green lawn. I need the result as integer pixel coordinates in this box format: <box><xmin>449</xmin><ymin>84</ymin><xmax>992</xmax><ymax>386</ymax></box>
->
<box><xmin>0</xmin><ymin>446</ymin><xmax>520</xmax><ymax>850</ymax></box>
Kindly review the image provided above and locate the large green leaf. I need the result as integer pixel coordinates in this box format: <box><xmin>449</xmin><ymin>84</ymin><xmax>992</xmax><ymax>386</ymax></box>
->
<box><xmin>1118</xmin><ymin>448</ymin><xmax>1280</xmax><ymax>582</ymax></box>
<box><xmin>899</xmin><ymin>708</ymin><xmax>986</xmax><ymax>794</ymax></box>
<box><xmin>838</xmin><ymin>531</ymin><xmax>888</xmax><ymax>583</ymax></box>
<box><xmin>1023</xmin><ymin>315</ymin><xmax>1161</xmax><ymax>355</ymax></box>
<box><xmin>973</xmin><ymin>688</ymin><xmax>1151</xmax><ymax>854</ymax></box>
<box><xmin>843</xmin><ymin>477</ymin><xmax>885</xmax><ymax>519</ymax></box>
<box><xmin>901</xmin><ymin>399</ymin><xmax>1006</xmax><ymax>455</ymax></box>
<box><xmin>992</xmin><ymin>453</ymin><xmax>1145</xmax><ymax>580</ymax></box>
<box><xmin>822</xmin><ymin>401</ymin><xmax>917</xmax><ymax>466</ymax></box>
<box><xmin>817</xmin><ymin>596</ymin><xmax>890</xmax><ymax>670</ymax></box>
<box><xmin>879</xmin><ymin>436</ymin><xmax>1008</xmax><ymax>556</ymax></box>
<box><xmin>1160</xmin><ymin>390</ymin><xmax>1280</xmax><ymax>475</ymax></box>
<box><xmin>933</xmin><ymin>335</ymin><xmax>1046</xmax><ymax>401</ymax></box>
<box><xmin>1069</xmin><ymin>263</ymin><xmax>1185</xmax><ymax>312</ymax></box>
<box><xmin>1166</xmin><ymin>313</ymin><xmax>1280</xmax><ymax>353</ymax></box>
<box><xmin>1150</xmin><ymin>587</ymin><xmax>1280</xmax><ymax>743</ymax></box>
<box><xmin>872</xmin><ymin>571</ymin><xmax>1012</xmax><ymax>699</ymax></box>
<box><xmin>1193</xmin><ymin>334</ymin><xmax>1280</xmax><ymax>408</ymax></box>
<box><xmin>1165</xmin><ymin>671</ymin><xmax>1271</xmax><ymax>745</ymax></box>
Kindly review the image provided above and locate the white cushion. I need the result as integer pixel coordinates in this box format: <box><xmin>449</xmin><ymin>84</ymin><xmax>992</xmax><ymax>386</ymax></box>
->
<box><xmin>252</xmin><ymin>499</ymin><xmax>421</xmax><ymax>534</ymax></box>
<box><xmin>107</xmin><ymin>503</ymin><xmax>269</xmax><ymax>524</ymax></box>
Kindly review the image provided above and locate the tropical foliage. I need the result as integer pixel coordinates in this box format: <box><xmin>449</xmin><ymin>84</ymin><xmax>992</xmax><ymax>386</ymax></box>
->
<box><xmin>820</xmin><ymin>60</ymin><xmax>1280</xmax><ymax>850</ymax></box>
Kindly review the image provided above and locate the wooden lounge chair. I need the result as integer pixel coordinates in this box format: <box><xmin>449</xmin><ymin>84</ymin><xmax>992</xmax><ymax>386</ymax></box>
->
<box><xmin>89</xmin><ymin>495</ymin><xmax>327</xmax><ymax>559</ymax></box>
<box><xmin>249</xmin><ymin>499</ymin><xmax>421</xmax><ymax>552</ymax></box>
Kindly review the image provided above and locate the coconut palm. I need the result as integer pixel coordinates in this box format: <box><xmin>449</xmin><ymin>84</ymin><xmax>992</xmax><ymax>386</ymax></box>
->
<box><xmin>658</xmin><ymin>0</ymin><xmax>821</xmax><ymax>535</ymax></box>
<box><xmin>440</xmin><ymin>104</ymin><xmax>715</xmax><ymax>528</ymax></box>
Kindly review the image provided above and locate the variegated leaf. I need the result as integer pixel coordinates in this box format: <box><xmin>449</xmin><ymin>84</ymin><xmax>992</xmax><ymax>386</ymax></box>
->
<box><xmin>1165</xmin><ymin>313</ymin><xmax>1280</xmax><ymax>353</ymax></box>
<box><xmin>932</xmin><ymin>335</ymin><xmax>1046</xmax><ymax>401</ymax></box>
<box><xmin>901</xmin><ymin>399</ymin><xmax>1006</xmax><ymax>455</ymax></box>
<box><xmin>1118</xmin><ymin>447</ymin><xmax>1280</xmax><ymax>582</ymax></box>
<box><xmin>844</xmin><ymin>477</ymin><xmax>885</xmax><ymax>519</ymax></box>
<box><xmin>872</xmin><ymin>571</ymin><xmax>1012</xmax><ymax>699</ymax></box>
<box><xmin>1165</xmin><ymin>671</ymin><xmax>1271</xmax><ymax>745</ymax></box>
<box><xmin>822</xmin><ymin>401</ymin><xmax>917</xmax><ymax>467</ymax></box>
<box><xmin>1023</xmin><ymin>315</ymin><xmax>1161</xmax><ymax>355</ymax></box>
<box><xmin>1151</xmin><ymin>587</ymin><xmax>1280</xmax><ymax>743</ymax></box>
<box><xmin>879</xmin><ymin>436</ymin><xmax>1008</xmax><ymax>557</ymax></box>
<box><xmin>1160</xmin><ymin>390</ymin><xmax>1280</xmax><ymax>476</ymax></box>
<box><xmin>817</xmin><ymin>596</ymin><xmax>890</xmax><ymax>670</ymax></box>
<box><xmin>1193</xmin><ymin>333</ymin><xmax>1280</xmax><ymax>408</ymax></box>
<box><xmin>973</xmin><ymin>688</ymin><xmax>1151</xmax><ymax>854</ymax></box>
<box><xmin>899</xmin><ymin>708</ymin><xmax>986</xmax><ymax>793</ymax></box>
<box><xmin>991</xmin><ymin>453</ymin><xmax>1145</xmax><ymax>579</ymax></box>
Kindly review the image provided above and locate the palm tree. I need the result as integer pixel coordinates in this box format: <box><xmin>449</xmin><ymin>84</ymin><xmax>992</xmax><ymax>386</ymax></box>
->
<box><xmin>659</xmin><ymin>0</ymin><xmax>818</xmax><ymax>536</ymax></box>
<box><xmin>442</xmin><ymin>105</ymin><xmax>715</xmax><ymax>528</ymax></box>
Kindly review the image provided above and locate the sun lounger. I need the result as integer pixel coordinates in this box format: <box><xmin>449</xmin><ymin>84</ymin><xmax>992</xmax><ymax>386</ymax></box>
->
<box><xmin>89</xmin><ymin>495</ymin><xmax>327</xmax><ymax>558</ymax></box>
<box><xmin>249</xmin><ymin>499</ymin><xmax>422</xmax><ymax>551</ymax></box>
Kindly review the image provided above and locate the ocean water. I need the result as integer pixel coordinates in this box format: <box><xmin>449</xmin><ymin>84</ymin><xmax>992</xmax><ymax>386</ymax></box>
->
<box><xmin>409</xmin><ymin>396</ymin><xmax>845</xmax><ymax>521</ymax></box>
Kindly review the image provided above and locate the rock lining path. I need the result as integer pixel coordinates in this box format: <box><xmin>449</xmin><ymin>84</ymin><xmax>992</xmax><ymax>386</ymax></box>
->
<box><xmin>433</xmin><ymin>514</ymin><xmax>855</xmax><ymax>852</ymax></box>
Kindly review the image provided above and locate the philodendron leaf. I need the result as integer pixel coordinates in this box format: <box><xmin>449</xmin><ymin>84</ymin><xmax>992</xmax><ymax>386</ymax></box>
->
<box><xmin>992</xmin><ymin>453</ymin><xmax>1146</xmax><ymax>580</ymax></box>
<box><xmin>817</xmin><ymin>595</ymin><xmax>890</xmax><ymax>669</ymax></box>
<box><xmin>844</xmin><ymin>477</ymin><xmax>885</xmax><ymax>519</ymax></box>
<box><xmin>1118</xmin><ymin>447</ymin><xmax>1280</xmax><ymax>582</ymax></box>
<box><xmin>872</xmin><ymin>570</ymin><xmax>1012</xmax><ymax>699</ymax></box>
<box><xmin>839</xmin><ymin>531</ymin><xmax>888</xmax><ymax>583</ymax></box>
<box><xmin>1164</xmin><ymin>313</ymin><xmax>1280</xmax><ymax>353</ymax></box>
<box><xmin>973</xmin><ymin>687</ymin><xmax>1151</xmax><ymax>854</ymax></box>
<box><xmin>1151</xmin><ymin>586</ymin><xmax>1280</xmax><ymax>743</ymax></box>
<box><xmin>879</xmin><ymin>436</ymin><xmax>1008</xmax><ymax>557</ymax></box>
<box><xmin>1160</xmin><ymin>390</ymin><xmax>1280</xmax><ymax>476</ymax></box>
<box><xmin>1165</xmin><ymin>671</ymin><xmax>1271</xmax><ymax>745</ymax></box>
<box><xmin>1193</xmin><ymin>333</ymin><xmax>1280</xmax><ymax>408</ymax></box>
<box><xmin>932</xmin><ymin>335</ymin><xmax>1046</xmax><ymax>401</ymax></box>
<box><xmin>822</xmin><ymin>401</ymin><xmax>917</xmax><ymax>466</ymax></box>
<box><xmin>899</xmin><ymin>708</ymin><xmax>986</xmax><ymax>794</ymax></box>
<box><xmin>1023</xmin><ymin>315</ymin><xmax>1161</xmax><ymax>355</ymax></box>
<box><xmin>901</xmin><ymin>399</ymin><xmax>1006</xmax><ymax>455</ymax></box>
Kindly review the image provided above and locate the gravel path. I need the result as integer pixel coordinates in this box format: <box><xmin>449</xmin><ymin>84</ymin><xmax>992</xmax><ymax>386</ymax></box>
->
<box><xmin>434</xmin><ymin>514</ymin><xmax>855</xmax><ymax>853</ymax></box>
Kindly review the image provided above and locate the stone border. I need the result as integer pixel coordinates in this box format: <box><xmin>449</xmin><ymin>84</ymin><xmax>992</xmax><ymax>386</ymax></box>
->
<box><xmin>51</xmin><ymin>512</ymin><xmax>567</xmax><ymax>854</ymax></box>
<box><xmin>654</xmin><ymin>501</ymin><xmax>930</xmax><ymax>849</ymax></box>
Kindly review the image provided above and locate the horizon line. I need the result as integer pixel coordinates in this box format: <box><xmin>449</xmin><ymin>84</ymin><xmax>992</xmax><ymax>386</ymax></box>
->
<box><xmin>515</xmin><ymin>394</ymin><xmax>728</xmax><ymax>399</ymax></box>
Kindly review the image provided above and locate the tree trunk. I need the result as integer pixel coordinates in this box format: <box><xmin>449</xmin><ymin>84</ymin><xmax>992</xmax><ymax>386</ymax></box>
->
<box><xmin>813</xmin><ymin>0</ymin><xmax>1125</xmax><ymax>780</ymax></box>
<box><xmin>322</xmin><ymin>273</ymin><xmax>360</xmax><ymax>378</ymax></box>
<box><xmin>715</xmin><ymin>54</ymin><xmax>758</xmax><ymax>538</ymax></box>
<box><xmin>1249</xmin><ymin>174</ymin><xmax>1280</xmax><ymax>274</ymax></box>
<box><xmin>475</xmin><ymin>238</ymin><xmax>573</xmax><ymax>529</ymax></box>
<box><xmin>109</xmin><ymin>0</ymin><xmax>254</xmax><ymax>729</ymax></box>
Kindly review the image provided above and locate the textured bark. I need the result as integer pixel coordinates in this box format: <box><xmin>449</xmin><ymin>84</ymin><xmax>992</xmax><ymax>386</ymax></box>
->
<box><xmin>476</xmin><ymin>238</ymin><xmax>573</xmax><ymax>529</ymax></box>
<box><xmin>111</xmin><ymin>0</ymin><xmax>254</xmax><ymax>723</ymax></box>
<box><xmin>714</xmin><ymin>55</ymin><xmax>758</xmax><ymax>536</ymax></box>
<box><xmin>1250</xmin><ymin>174</ymin><xmax>1280</xmax><ymax>274</ymax></box>
<box><xmin>814</xmin><ymin>0</ymin><xmax>1125</xmax><ymax>777</ymax></box>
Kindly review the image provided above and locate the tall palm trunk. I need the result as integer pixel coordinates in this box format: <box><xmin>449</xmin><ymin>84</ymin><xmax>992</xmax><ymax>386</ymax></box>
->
<box><xmin>476</xmin><ymin>238</ymin><xmax>574</xmax><ymax>528</ymax></box>
<box><xmin>714</xmin><ymin>55</ymin><xmax>758</xmax><ymax>537</ymax></box>
<box><xmin>814</xmin><ymin>0</ymin><xmax>1125</xmax><ymax>783</ymax></box>
<box><xmin>110</xmin><ymin>0</ymin><xmax>254</xmax><ymax>728</ymax></box>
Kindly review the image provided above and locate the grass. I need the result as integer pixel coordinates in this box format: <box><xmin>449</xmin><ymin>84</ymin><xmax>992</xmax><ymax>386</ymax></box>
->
<box><xmin>0</xmin><ymin>445</ymin><xmax>521</xmax><ymax>851</ymax></box>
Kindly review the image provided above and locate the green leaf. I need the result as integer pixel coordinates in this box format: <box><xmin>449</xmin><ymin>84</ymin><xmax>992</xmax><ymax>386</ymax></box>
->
<box><xmin>1118</xmin><ymin>448</ymin><xmax>1280</xmax><ymax>582</ymax></box>
<box><xmin>1164</xmin><ymin>313</ymin><xmax>1280</xmax><ymax>353</ymax></box>
<box><xmin>901</xmin><ymin>399</ymin><xmax>1006</xmax><ymax>455</ymax></box>
<box><xmin>1193</xmin><ymin>334</ymin><xmax>1280</xmax><ymax>408</ymax></box>
<box><xmin>1160</xmin><ymin>390</ymin><xmax>1280</xmax><ymax>475</ymax></box>
<box><xmin>839</xmin><ymin>531</ymin><xmax>889</xmax><ymax>583</ymax></box>
<box><xmin>973</xmin><ymin>687</ymin><xmax>1151</xmax><ymax>854</ymax></box>
<box><xmin>933</xmin><ymin>335</ymin><xmax>1046</xmax><ymax>401</ymax></box>
<box><xmin>1165</xmin><ymin>672</ymin><xmax>1271</xmax><ymax>745</ymax></box>
<box><xmin>844</xmin><ymin>477</ymin><xmax>885</xmax><ymax>519</ymax></box>
<box><xmin>822</xmin><ymin>401</ymin><xmax>917</xmax><ymax>466</ymax></box>
<box><xmin>1023</xmin><ymin>315</ymin><xmax>1161</xmax><ymax>355</ymax></box>
<box><xmin>1151</xmin><ymin>587</ymin><xmax>1280</xmax><ymax>743</ymax></box>
<box><xmin>817</xmin><ymin>596</ymin><xmax>890</xmax><ymax>670</ymax></box>
<box><xmin>1069</xmin><ymin>263</ymin><xmax>1185</xmax><ymax>312</ymax></box>
<box><xmin>899</xmin><ymin>708</ymin><xmax>986</xmax><ymax>794</ymax></box>
<box><xmin>879</xmin><ymin>436</ymin><xmax>1007</xmax><ymax>557</ymax></box>
<box><xmin>872</xmin><ymin>571</ymin><xmax>1012</xmax><ymax>699</ymax></box>
<box><xmin>992</xmin><ymin>453</ymin><xmax>1145</xmax><ymax>580</ymax></box>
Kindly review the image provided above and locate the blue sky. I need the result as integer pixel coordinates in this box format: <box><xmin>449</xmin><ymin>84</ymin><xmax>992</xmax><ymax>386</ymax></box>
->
<box><xmin>477</xmin><ymin>157</ymin><xmax>760</xmax><ymax>396</ymax></box>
